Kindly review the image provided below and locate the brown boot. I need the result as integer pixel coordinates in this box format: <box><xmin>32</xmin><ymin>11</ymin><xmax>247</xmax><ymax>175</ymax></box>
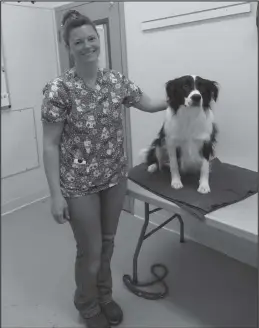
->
<box><xmin>100</xmin><ymin>300</ymin><xmax>123</xmax><ymax>326</ymax></box>
<box><xmin>84</xmin><ymin>312</ymin><xmax>110</xmax><ymax>328</ymax></box>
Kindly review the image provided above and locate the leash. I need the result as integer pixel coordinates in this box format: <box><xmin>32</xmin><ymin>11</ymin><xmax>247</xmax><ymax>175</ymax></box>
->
<box><xmin>123</xmin><ymin>263</ymin><xmax>169</xmax><ymax>300</ymax></box>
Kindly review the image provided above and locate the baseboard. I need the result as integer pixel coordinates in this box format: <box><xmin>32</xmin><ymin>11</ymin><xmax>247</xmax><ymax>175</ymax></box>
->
<box><xmin>2</xmin><ymin>190</ymin><xmax>50</xmax><ymax>216</ymax></box>
<box><xmin>133</xmin><ymin>200</ymin><xmax>258</xmax><ymax>268</ymax></box>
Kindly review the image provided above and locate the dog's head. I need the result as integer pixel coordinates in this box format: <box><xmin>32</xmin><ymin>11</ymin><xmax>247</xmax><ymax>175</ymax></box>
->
<box><xmin>166</xmin><ymin>75</ymin><xmax>219</xmax><ymax>113</ymax></box>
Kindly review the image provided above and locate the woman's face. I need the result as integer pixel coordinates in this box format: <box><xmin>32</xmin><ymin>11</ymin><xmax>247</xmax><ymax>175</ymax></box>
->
<box><xmin>68</xmin><ymin>24</ymin><xmax>100</xmax><ymax>64</ymax></box>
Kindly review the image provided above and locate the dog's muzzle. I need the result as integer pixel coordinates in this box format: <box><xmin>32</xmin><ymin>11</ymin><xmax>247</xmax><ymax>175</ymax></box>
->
<box><xmin>191</xmin><ymin>94</ymin><xmax>201</xmax><ymax>103</ymax></box>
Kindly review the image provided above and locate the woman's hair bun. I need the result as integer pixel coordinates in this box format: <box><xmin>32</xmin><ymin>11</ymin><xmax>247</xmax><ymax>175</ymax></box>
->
<box><xmin>61</xmin><ymin>9</ymin><xmax>98</xmax><ymax>46</ymax></box>
<box><xmin>62</xmin><ymin>10</ymin><xmax>81</xmax><ymax>26</ymax></box>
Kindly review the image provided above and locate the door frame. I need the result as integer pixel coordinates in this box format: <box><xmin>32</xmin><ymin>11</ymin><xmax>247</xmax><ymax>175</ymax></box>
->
<box><xmin>54</xmin><ymin>2</ymin><xmax>134</xmax><ymax>214</ymax></box>
<box><xmin>94</xmin><ymin>18</ymin><xmax>112</xmax><ymax>69</ymax></box>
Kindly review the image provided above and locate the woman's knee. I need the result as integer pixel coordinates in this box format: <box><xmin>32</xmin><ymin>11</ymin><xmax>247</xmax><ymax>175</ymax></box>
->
<box><xmin>76</xmin><ymin>241</ymin><xmax>102</xmax><ymax>275</ymax></box>
<box><xmin>88</xmin><ymin>258</ymin><xmax>101</xmax><ymax>275</ymax></box>
<box><xmin>75</xmin><ymin>239</ymin><xmax>102</xmax><ymax>259</ymax></box>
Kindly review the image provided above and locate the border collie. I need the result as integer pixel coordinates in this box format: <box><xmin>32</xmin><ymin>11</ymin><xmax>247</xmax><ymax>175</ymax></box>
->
<box><xmin>141</xmin><ymin>75</ymin><xmax>219</xmax><ymax>194</ymax></box>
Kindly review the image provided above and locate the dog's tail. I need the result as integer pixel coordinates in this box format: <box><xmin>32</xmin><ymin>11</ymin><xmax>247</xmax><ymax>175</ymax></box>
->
<box><xmin>138</xmin><ymin>148</ymin><xmax>148</xmax><ymax>163</ymax></box>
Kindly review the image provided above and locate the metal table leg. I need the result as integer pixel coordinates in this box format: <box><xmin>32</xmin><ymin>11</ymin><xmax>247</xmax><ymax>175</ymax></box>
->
<box><xmin>123</xmin><ymin>202</ymin><xmax>185</xmax><ymax>300</ymax></box>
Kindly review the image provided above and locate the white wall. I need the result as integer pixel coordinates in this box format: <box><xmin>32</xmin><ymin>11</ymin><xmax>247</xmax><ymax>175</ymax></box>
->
<box><xmin>124</xmin><ymin>2</ymin><xmax>258</xmax><ymax>171</ymax></box>
<box><xmin>124</xmin><ymin>2</ymin><xmax>258</xmax><ymax>266</ymax></box>
<box><xmin>1</xmin><ymin>3</ymin><xmax>59</xmax><ymax>213</ymax></box>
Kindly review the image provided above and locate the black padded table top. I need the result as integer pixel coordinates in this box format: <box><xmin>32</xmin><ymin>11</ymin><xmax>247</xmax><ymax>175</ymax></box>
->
<box><xmin>128</xmin><ymin>158</ymin><xmax>258</xmax><ymax>219</ymax></box>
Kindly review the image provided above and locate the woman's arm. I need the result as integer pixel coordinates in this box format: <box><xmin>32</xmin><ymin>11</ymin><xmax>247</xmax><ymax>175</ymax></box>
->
<box><xmin>43</xmin><ymin>122</ymin><xmax>64</xmax><ymax>198</ymax></box>
<box><xmin>133</xmin><ymin>92</ymin><xmax>168</xmax><ymax>113</ymax></box>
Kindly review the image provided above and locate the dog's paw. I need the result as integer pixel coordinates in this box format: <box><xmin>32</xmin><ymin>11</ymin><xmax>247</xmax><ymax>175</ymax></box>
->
<box><xmin>147</xmin><ymin>164</ymin><xmax>158</xmax><ymax>173</ymax></box>
<box><xmin>198</xmin><ymin>182</ymin><xmax>210</xmax><ymax>194</ymax></box>
<box><xmin>171</xmin><ymin>178</ymin><xmax>183</xmax><ymax>189</ymax></box>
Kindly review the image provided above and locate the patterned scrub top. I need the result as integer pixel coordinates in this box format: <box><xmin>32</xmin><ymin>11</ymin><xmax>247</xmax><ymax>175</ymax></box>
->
<box><xmin>41</xmin><ymin>67</ymin><xmax>143</xmax><ymax>198</ymax></box>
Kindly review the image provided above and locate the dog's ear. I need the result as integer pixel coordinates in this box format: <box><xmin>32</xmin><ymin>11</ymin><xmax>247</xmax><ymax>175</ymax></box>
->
<box><xmin>165</xmin><ymin>79</ymin><xmax>182</xmax><ymax>111</ymax></box>
<box><xmin>165</xmin><ymin>79</ymin><xmax>177</xmax><ymax>98</ymax></box>
<box><xmin>210</xmin><ymin>81</ymin><xmax>219</xmax><ymax>102</ymax></box>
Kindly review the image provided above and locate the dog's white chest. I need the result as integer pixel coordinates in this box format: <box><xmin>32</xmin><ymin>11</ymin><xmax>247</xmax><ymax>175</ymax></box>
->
<box><xmin>165</xmin><ymin>107</ymin><xmax>213</xmax><ymax>141</ymax></box>
<box><xmin>164</xmin><ymin>106</ymin><xmax>214</xmax><ymax>170</ymax></box>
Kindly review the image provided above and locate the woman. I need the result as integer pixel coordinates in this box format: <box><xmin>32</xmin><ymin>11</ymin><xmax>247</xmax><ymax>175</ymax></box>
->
<box><xmin>42</xmin><ymin>10</ymin><xmax>167</xmax><ymax>328</ymax></box>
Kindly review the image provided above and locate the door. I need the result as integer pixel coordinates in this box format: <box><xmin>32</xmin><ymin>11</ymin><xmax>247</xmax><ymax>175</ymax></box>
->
<box><xmin>55</xmin><ymin>2</ymin><xmax>132</xmax><ymax>212</ymax></box>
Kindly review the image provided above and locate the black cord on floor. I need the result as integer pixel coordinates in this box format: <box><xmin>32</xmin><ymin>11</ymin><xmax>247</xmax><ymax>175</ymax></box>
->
<box><xmin>123</xmin><ymin>263</ymin><xmax>169</xmax><ymax>300</ymax></box>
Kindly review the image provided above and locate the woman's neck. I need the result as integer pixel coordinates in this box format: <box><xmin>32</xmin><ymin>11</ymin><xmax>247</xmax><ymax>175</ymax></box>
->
<box><xmin>75</xmin><ymin>61</ymin><xmax>98</xmax><ymax>81</ymax></box>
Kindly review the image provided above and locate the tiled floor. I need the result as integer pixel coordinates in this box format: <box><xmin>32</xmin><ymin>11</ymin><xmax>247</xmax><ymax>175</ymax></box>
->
<box><xmin>2</xmin><ymin>198</ymin><xmax>257</xmax><ymax>327</ymax></box>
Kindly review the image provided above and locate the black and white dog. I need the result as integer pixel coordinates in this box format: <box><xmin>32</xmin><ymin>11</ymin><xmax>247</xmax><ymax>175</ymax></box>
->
<box><xmin>141</xmin><ymin>75</ymin><xmax>219</xmax><ymax>194</ymax></box>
